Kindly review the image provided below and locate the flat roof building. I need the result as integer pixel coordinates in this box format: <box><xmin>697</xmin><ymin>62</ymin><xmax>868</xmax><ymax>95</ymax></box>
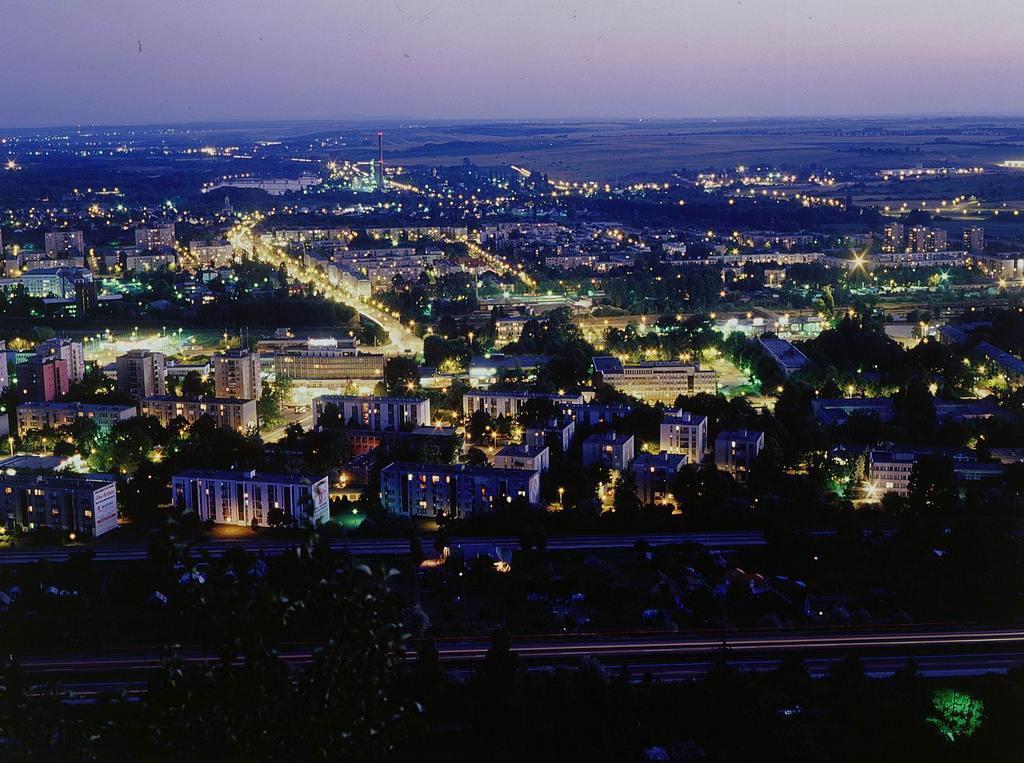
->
<box><xmin>141</xmin><ymin>395</ymin><xmax>257</xmax><ymax>432</ymax></box>
<box><xmin>0</xmin><ymin>471</ymin><xmax>118</xmax><ymax>537</ymax></box>
<box><xmin>273</xmin><ymin>348</ymin><xmax>384</xmax><ymax>381</ymax></box>
<box><xmin>312</xmin><ymin>395</ymin><xmax>430</xmax><ymax>431</ymax></box>
<box><xmin>582</xmin><ymin>431</ymin><xmax>635</xmax><ymax>471</ymax></box>
<box><xmin>660</xmin><ymin>411</ymin><xmax>708</xmax><ymax>464</ymax></box>
<box><xmin>632</xmin><ymin>451</ymin><xmax>687</xmax><ymax>506</ymax></box>
<box><xmin>380</xmin><ymin>462</ymin><xmax>540</xmax><ymax>518</ymax></box>
<box><xmin>758</xmin><ymin>337</ymin><xmax>810</xmax><ymax>378</ymax></box>
<box><xmin>17</xmin><ymin>401</ymin><xmax>136</xmax><ymax>434</ymax></box>
<box><xmin>714</xmin><ymin>430</ymin><xmax>765</xmax><ymax>482</ymax></box>
<box><xmin>116</xmin><ymin>349</ymin><xmax>166</xmax><ymax>400</ymax></box>
<box><xmin>592</xmin><ymin>356</ymin><xmax>716</xmax><ymax>404</ymax></box>
<box><xmin>172</xmin><ymin>468</ymin><xmax>329</xmax><ymax>527</ymax></box>
<box><xmin>494</xmin><ymin>443</ymin><xmax>550</xmax><ymax>472</ymax></box>
<box><xmin>212</xmin><ymin>348</ymin><xmax>261</xmax><ymax>401</ymax></box>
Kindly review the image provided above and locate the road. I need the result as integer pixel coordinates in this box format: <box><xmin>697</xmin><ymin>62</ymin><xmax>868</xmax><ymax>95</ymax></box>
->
<box><xmin>0</xmin><ymin>531</ymin><xmax>771</xmax><ymax>564</ymax></box>
<box><xmin>15</xmin><ymin>625</ymin><xmax>1024</xmax><ymax>691</ymax></box>
<box><xmin>0</xmin><ymin>529</ymin><xmax>833</xmax><ymax>565</ymax></box>
<box><xmin>228</xmin><ymin>223</ymin><xmax>423</xmax><ymax>357</ymax></box>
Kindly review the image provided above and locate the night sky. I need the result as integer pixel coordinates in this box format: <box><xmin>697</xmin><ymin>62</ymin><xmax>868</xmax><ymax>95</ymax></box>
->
<box><xmin>3</xmin><ymin>0</ymin><xmax>1023</xmax><ymax>126</ymax></box>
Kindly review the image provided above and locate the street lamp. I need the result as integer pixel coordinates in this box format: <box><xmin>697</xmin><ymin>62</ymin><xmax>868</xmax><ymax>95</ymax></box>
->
<box><xmin>558</xmin><ymin>486</ymin><xmax>565</xmax><ymax>507</ymax></box>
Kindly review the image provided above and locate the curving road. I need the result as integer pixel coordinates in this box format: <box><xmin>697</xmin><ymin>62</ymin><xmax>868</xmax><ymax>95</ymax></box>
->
<box><xmin>227</xmin><ymin>223</ymin><xmax>423</xmax><ymax>358</ymax></box>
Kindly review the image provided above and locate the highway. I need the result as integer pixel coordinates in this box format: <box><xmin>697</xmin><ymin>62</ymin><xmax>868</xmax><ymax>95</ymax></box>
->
<box><xmin>0</xmin><ymin>529</ymin><xmax>825</xmax><ymax>565</ymax></box>
<box><xmin>227</xmin><ymin>223</ymin><xmax>423</xmax><ymax>357</ymax></box>
<box><xmin>15</xmin><ymin>625</ymin><xmax>1024</xmax><ymax>691</ymax></box>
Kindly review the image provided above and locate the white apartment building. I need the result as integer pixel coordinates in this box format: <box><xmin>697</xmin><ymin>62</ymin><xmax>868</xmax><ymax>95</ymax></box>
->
<box><xmin>172</xmin><ymin>469</ymin><xmax>330</xmax><ymax>527</ymax></box>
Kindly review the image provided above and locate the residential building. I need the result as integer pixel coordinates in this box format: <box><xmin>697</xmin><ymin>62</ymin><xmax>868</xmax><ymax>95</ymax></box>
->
<box><xmin>189</xmin><ymin>240</ymin><xmax>234</xmax><ymax>268</ymax></box>
<box><xmin>16</xmin><ymin>356</ymin><xmax>69</xmax><ymax>402</ymax></box>
<box><xmin>135</xmin><ymin>224</ymin><xmax>175</xmax><ymax>251</ymax></box>
<box><xmin>632</xmin><ymin>451</ymin><xmax>687</xmax><ymax>505</ymax></box>
<box><xmin>714</xmin><ymin>430</ymin><xmax>765</xmax><ymax>482</ymax></box>
<box><xmin>962</xmin><ymin>226</ymin><xmax>984</xmax><ymax>254</ymax></box>
<box><xmin>880</xmin><ymin>223</ymin><xmax>904</xmax><ymax>253</ymax></box>
<box><xmin>44</xmin><ymin>230</ymin><xmax>85</xmax><ymax>258</ymax></box>
<box><xmin>123</xmin><ymin>248</ymin><xmax>177</xmax><ymax>272</ymax></box>
<box><xmin>141</xmin><ymin>395</ymin><xmax>257</xmax><ymax>431</ymax></box>
<box><xmin>171</xmin><ymin>468</ymin><xmax>330</xmax><ymax>527</ymax></box>
<box><xmin>582</xmin><ymin>432</ymin><xmax>635</xmax><ymax>470</ymax></box>
<box><xmin>494</xmin><ymin>443</ymin><xmax>550</xmax><ymax>472</ymax></box>
<box><xmin>36</xmin><ymin>338</ymin><xmax>85</xmax><ymax>383</ymax></box>
<box><xmin>462</xmin><ymin>390</ymin><xmax>584</xmax><ymax>418</ymax></box>
<box><xmin>591</xmin><ymin>356</ymin><xmax>716</xmax><ymax>404</ymax></box>
<box><xmin>0</xmin><ymin>472</ymin><xmax>118</xmax><ymax>537</ymax></box>
<box><xmin>380</xmin><ymin>462</ymin><xmax>540</xmax><ymax>518</ymax></box>
<box><xmin>312</xmin><ymin>395</ymin><xmax>430</xmax><ymax>431</ymax></box>
<box><xmin>659</xmin><ymin>411</ymin><xmax>708</xmax><ymax>463</ymax></box>
<box><xmin>116</xmin><ymin>349</ymin><xmax>166</xmax><ymax>400</ymax></box>
<box><xmin>212</xmin><ymin>348</ymin><xmax>261</xmax><ymax>400</ymax></box>
<box><xmin>17</xmin><ymin>402</ymin><xmax>136</xmax><ymax>434</ymax></box>
<box><xmin>524</xmin><ymin>417</ymin><xmax>575</xmax><ymax>454</ymax></box>
<box><xmin>568</xmin><ymin>402</ymin><xmax>634</xmax><ymax>427</ymax></box>
<box><xmin>273</xmin><ymin>348</ymin><xmax>384</xmax><ymax>381</ymax></box>
<box><xmin>907</xmin><ymin>226</ymin><xmax>948</xmax><ymax>253</ymax></box>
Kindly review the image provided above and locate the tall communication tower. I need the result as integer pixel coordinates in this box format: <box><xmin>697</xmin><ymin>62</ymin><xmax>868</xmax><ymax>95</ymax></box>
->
<box><xmin>375</xmin><ymin>131</ymin><xmax>385</xmax><ymax>192</ymax></box>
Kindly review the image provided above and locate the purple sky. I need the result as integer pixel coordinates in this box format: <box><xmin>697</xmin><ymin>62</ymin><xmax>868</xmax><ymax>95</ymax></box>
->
<box><xmin>3</xmin><ymin>0</ymin><xmax>1024</xmax><ymax>127</ymax></box>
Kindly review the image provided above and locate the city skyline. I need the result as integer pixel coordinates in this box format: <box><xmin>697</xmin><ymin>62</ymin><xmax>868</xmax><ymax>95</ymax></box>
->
<box><xmin>3</xmin><ymin>0</ymin><xmax>1024</xmax><ymax>127</ymax></box>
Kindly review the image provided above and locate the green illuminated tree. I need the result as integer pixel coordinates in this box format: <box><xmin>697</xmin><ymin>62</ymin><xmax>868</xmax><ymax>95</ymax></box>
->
<box><xmin>926</xmin><ymin>689</ymin><xmax>984</xmax><ymax>742</ymax></box>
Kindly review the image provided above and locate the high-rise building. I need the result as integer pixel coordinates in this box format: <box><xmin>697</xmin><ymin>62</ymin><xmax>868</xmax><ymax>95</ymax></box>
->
<box><xmin>962</xmin><ymin>226</ymin><xmax>985</xmax><ymax>254</ymax></box>
<box><xmin>880</xmin><ymin>223</ymin><xmax>904</xmax><ymax>253</ymax></box>
<box><xmin>36</xmin><ymin>338</ymin><xmax>85</xmax><ymax>383</ymax></box>
<box><xmin>212</xmin><ymin>348</ymin><xmax>261</xmax><ymax>400</ymax></box>
<box><xmin>44</xmin><ymin>230</ymin><xmax>84</xmax><ymax>258</ymax></box>
<box><xmin>116</xmin><ymin>349</ymin><xmax>166</xmax><ymax>400</ymax></box>
<box><xmin>907</xmin><ymin>226</ymin><xmax>948</xmax><ymax>253</ymax></box>
<box><xmin>134</xmin><ymin>224</ymin><xmax>175</xmax><ymax>251</ymax></box>
<box><xmin>16</xmin><ymin>356</ymin><xmax>69</xmax><ymax>402</ymax></box>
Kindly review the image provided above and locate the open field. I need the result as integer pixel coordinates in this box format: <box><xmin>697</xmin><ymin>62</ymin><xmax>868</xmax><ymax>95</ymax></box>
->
<box><xmin>307</xmin><ymin>116</ymin><xmax>1024</xmax><ymax>180</ymax></box>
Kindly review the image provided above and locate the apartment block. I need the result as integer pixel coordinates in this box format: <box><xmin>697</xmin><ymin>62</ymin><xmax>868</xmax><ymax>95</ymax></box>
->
<box><xmin>312</xmin><ymin>395</ymin><xmax>430</xmax><ymax>431</ymax></box>
<box><xmin>212</xmin><ymin>348</ymin><xmax>261</xmax><ymax>400</ymax></box>
<box><xmin>116</xmin><ymin>349</ymin><xmax>166</xmax><ymax>400</ymax></box>
<box><xmin>380</xmin><ymin>462</ymin><xmax>540</xmax><ymax>518</ymax></box>
<box><xmin>141</xmin><ymin>395</ymin><xmax>257</xmax><ymax>431</ymax></box>
<box><xmin>172</xmin><ymin>468</ymin><xmax>330</xmax><ymax>527</ymax></box>
<box><xmin>17</xmin><ymin>402</ymin><xmax>136</xmax><ymax>434</ymax></box>
<box><xmin>0</xmin><ymin>472</ymin><xmax>118</xmax><ymax>537</ymax></box>
<box><xmin>714</xmin><ymin>430</ymin><xmax>765</xmax><ymax>482</ymax></box>
<box><xmin>659</xmin><ymin>411</ymin><xmax>708</xmax><ymax>464</ymax></box>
